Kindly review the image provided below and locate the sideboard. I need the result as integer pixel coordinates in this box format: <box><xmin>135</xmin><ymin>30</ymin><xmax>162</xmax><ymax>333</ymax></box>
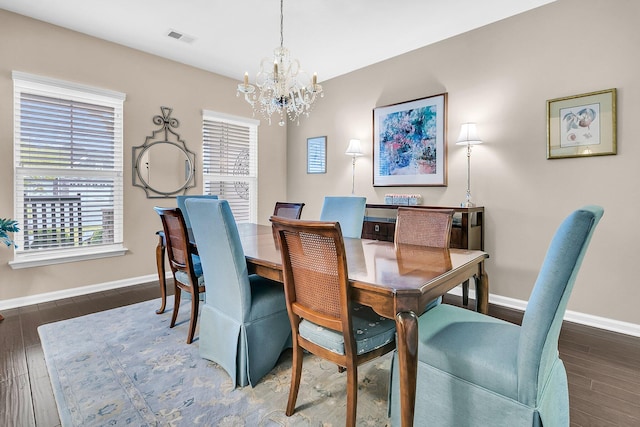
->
<box><xmin>361</xmin><ymin>204</ymin><xmax>484</xmax><ymax>249</ymax></box>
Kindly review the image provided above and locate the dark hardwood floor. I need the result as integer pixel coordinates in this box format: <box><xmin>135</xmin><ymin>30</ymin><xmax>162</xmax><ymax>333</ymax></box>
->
<box><xmin>1</xmin><ymin>283</ymin><xmax>638</xmax><ymax>426</ymax></box>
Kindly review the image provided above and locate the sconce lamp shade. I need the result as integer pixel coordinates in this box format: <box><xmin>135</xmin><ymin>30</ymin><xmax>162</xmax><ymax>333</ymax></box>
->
<box><xmin>345</xmin><ymin>139</ymin><xmax>364</xmax><ymax>156</ymax></box>
<box><xmin>456</xmin><ymin>123</ymin><xmax>483</xmax><ymax>145</ymax></box>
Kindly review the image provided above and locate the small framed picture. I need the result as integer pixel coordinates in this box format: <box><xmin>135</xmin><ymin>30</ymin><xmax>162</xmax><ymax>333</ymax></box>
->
<box><xmin>307</xmin><ymin>136</ymin><xmax>326</xmax><ymax>174</ymax></box>
<box><xmin>547</xmin><ymin>88</ymin><xmax>616</xmax><ymax>159</ymax></box>
<box><xmin>373</xmin><ymin>94</ymin><xmax>447</xmax><ymax>186</ymax></box>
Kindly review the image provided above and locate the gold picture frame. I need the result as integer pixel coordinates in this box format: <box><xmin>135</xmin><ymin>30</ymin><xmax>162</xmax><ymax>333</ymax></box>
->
<box><xmin>547</xmin><ymin>88</ymin><xmax>616</xmax><ymax>159</ymax></box>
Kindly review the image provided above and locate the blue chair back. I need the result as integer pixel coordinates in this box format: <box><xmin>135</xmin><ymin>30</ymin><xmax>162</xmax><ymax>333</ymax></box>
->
<box><xmin>185</xmin><ymin>199</ymin><xmax>250</xmax><ymax>320</ymax></box>
<box><xmin>186</xmin><ymin>198</ymin><xmax>291</xmax><ymax>387</ymax></box>
<box><xmin>517</xmin><ymin>205</ymin><xmax>604</xmax><ymax>405</ymax></box>
<box><xmin>319</xmin><ymin>196</ymin><xmax>366</xmax><ymax>238</ymax></box>
<box><xmin>176</xmin><ymin>195</ymin><xmax>218</xmax><ymax>229</ymax></box>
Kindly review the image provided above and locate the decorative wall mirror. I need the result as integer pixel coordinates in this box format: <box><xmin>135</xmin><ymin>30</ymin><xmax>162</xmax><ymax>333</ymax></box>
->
<box><xmin>133</xmin><ymin>107</ymin><xmax>196</xmax><ymax>198</ymax></box>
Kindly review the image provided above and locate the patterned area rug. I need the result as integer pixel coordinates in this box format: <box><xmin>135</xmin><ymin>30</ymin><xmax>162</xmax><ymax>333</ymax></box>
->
<box><xmin>38</xmin><ymin>298</ymin><xmax>392</xmax><ymax>426</ymax></box>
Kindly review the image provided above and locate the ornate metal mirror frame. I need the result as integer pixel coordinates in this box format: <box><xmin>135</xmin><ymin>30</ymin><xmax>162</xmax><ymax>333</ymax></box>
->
<box><xmin>132</xmin><ymin>107</ymin><xmax>196</xmax><ymax>198</ymax></box>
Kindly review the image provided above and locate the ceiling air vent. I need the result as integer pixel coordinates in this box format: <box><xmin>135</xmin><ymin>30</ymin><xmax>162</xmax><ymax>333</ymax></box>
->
<box><xmin>167</xmin><ymin>29</ymin><xmax>195</xmax><ymax>43</ymax></box>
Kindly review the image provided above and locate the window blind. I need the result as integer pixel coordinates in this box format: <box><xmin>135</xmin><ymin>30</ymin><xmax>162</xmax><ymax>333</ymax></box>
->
<box><xmin>307</xmin><ymin>137</ymin><xmax>326</xmax><ymax>174</ymax></box>
<box><xmin>202</xmin><ymin>111</ymin><xmax>258</xmax><ymax>223</ymax></box>
<box><xmin>13</xmin><ymin>72</ymin><xmax>125</xmax><ymax>260</ymax></box>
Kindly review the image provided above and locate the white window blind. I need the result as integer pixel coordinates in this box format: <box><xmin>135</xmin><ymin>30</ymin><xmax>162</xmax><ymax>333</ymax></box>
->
<box><xmin>12</xmin><ymin>72</ymin><xmax>126</xmax><ymax>268</ymax></box>
<box><xmin>202</xmin><ymin>111</ymin><xmax>259</xmax><ymax>223</ymax></box>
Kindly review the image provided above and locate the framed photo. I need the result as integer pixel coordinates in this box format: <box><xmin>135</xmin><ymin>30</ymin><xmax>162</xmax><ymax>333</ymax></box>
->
<box><xmin>373</xmin><ymin>93</ymin><xmax>447</xmax><ymax>186</ymax></box>
<box><xmin>547</xmin><ymin>88</ymin><xmax>616</xmax><ymax>159</ymax></box>
<box><xmin>307</xmin><ymin>136</ymin><xmax>326</xmax><ymax>174</ymax></box>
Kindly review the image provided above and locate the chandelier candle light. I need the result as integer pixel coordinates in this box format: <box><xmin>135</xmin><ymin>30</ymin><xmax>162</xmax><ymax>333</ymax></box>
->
<box><xmin>345</xmin><ymin>139</ymin><xmax>363</xmax><ymax>195</ymax></box>
<box><xmin>456</xmin><ymin>123</ymin><xmax>483</xmax><ymax>207</ymax></box>
<box><xmin>237</xmin><ymin>0</ymin><xmax>323</xmax><ymax>126</ymax></box>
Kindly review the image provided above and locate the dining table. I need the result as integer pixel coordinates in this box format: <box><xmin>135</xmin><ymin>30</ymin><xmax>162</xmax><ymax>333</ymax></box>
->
<box><xmin>155</xmin><ymin>222</ymin><xmax>489</xmax><ymax>427</ymax></box>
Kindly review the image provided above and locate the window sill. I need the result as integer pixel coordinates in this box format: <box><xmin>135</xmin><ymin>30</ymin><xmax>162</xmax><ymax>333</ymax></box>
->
<box><xmin>9</xmin><ymin>244</ymin><xmax>128</xmax><ymax>269</ymax></box>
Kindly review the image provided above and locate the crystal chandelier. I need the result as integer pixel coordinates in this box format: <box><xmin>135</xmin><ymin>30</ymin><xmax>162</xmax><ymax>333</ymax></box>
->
<box><xmin>237</xmin><ymin>0</ymin><xmax>323</xmax><ymax>126</ymax></box>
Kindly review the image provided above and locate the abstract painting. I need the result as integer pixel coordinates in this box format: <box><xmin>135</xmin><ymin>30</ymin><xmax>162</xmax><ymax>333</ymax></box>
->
<box><xmin>373</xmin><ymin>94</ymin><xmax>447</xmax><ymax>186</ymax></box>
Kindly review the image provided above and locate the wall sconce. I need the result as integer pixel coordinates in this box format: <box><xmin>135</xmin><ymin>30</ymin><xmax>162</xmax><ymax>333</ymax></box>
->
<box><xmin>456</xmin><ymin>123</ymin><xmax>483</xmax><ymax>207</ymax></box>
<box><xmin>345</xmin><ymin>139</ymin><xmax>363</xmax><ymax>195</ymax></box>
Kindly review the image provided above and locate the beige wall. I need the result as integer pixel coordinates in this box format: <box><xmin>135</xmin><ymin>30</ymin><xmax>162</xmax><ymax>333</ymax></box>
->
<box><xmin>0</xmin><ymin>11</ymin><xmax>287</xmax><ymax>301</ymax></box>
<box><xmin>2</xmin><ymin>0</ymin><xmax>639</xmax><ymax>328</ymax></box>
<box><xmin>287</xmin><ymin>0</ymin><xmax>640</xmax><ymax>325</ymax></box>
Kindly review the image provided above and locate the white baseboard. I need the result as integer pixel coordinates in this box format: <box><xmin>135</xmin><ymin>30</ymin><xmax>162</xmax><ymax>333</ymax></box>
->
<box><xmin>2</xmin><ymin>276</ymin><xmax>639</xmax><ymax>338</ymax></box>
<box><xmin>0</xmin><ymin>272</ymin><xmax>172</xmax><ymax>312</ymax></box>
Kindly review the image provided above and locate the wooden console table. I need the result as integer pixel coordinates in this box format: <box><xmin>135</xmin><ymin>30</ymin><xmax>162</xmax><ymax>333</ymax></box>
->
<box><xmin>361</xmin><ymin>204</ymin><xmax>485</xmax><ymax>305</ymax></box>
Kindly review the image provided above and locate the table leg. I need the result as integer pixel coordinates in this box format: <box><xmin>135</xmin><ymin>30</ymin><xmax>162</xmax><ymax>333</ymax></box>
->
<box><xmin>462</xmin><ymin>279</ymin><xmax>469</xmax><ymax>306</ymax></box>
<box><xmin>475</xmin><ymin>261</ymin><xmax>489</xmax><ymax>314</ymax></box>
<box><xmin>396</xmin><ymin>310</ymin><xmax>419</xmax><ymax>427</ymax></box>
<box><xmin>156</xmin><ymin>233</ymin><xmax>167</xmax><ymax>315</ymax></box>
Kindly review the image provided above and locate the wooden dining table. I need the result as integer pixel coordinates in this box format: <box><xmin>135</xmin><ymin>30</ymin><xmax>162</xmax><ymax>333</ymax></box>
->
<box><xmin>155</xmin><ymin>222</ymin><xmax>489</xmax><ymax>427</ymax></box>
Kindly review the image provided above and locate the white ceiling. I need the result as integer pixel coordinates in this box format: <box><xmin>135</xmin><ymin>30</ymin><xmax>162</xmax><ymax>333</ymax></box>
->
<box><xmin>0</xmin><ymin>0</ymin><xmax>555</xmax><ymax>83</ymax></box>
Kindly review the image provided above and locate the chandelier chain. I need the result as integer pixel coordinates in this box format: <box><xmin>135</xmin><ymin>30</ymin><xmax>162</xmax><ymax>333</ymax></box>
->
<box><xmin>280</xmin><ymin>0</ymin><xmax>284</xmax><ymax>49</ymax></box>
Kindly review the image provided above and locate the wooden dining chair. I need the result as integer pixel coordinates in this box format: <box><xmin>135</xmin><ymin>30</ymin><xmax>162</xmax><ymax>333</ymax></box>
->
<box><xmin>270</xmin><ymin>216</ymin><xmax>396</xmax><ymax>427</ymax></box>
<box><xmin>272</xmin><ymin>202</ymin><xmax>305</xmax><ymax>242</ymax></box>
<box><xmin>273</xmin><ymin>201</ymin><xmax>305</xmax><ymax>219</ymax></box>
<box><xmin>394</xmin><ymin>207</ymin><xmax>454</xmax><ymax>247</ymax></box>
<box><xmin>176</xmin><ymin>194</ymin><xmax>218</xmax><ymax>279</ymax></box>
<box><xmin>154</xmin><ymin>207</ymin><xmax>205</xmax><ymax>344</ymax></box>
<box><xmin>394</xmin><ymin>207</ymin><xmax>463</xmax><ymax>307</ymax></box>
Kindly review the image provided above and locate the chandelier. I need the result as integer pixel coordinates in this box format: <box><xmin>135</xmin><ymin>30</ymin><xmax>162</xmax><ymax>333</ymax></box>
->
<box><xmin>237</xmin><ymin>0</ymin><xmax>323</xmax><ymax>126</ymax></box>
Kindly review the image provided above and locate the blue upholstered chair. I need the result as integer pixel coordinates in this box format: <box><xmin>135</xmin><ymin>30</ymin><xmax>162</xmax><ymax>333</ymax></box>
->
<box><xmin>185</xmin><ymin>198</ymin><xmax>292</xmax><ymax>387</ymax></box>
<box><xmin>389</xmin><ymin>205</ymin><xmax>604</xmax><ymax>426</ymax></box>
<box><xmin>319</xmin><ymin>196</ymin><xmax>366</xmax><ymax>239</ymax></box>
<box><xmin>176</xmin><ymin>194</ymin><xmax>218</xmax><ymax>229</ymax></box>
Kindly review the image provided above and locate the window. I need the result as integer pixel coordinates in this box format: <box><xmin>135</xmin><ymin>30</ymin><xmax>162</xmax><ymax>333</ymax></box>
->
<box><xmin>202</xmin><ymin>111</ymin><xmax>259</xmax><ymax>223</ymax></box>
<box><xmin>11</xmin><ymin>72</ymin><xmax>126</xmax><ymax>268</ymax></box>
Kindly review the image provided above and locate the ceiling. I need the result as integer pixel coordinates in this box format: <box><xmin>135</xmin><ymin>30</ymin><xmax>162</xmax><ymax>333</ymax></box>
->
<box><xmin>0</xmin><ymin>0</ymin><xmax>555</xmax><ymax>83</ymax></box>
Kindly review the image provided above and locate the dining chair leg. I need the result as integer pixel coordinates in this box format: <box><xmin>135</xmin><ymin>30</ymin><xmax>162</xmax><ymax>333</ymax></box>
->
<box><xmin>170</xmin><ymin>287</ymin><xmax>181</xmax><ymax>328</ymax></box>
<box><xmin>186</xmin><ymin>293</ymin><xmax>198</xmax><ymax>344</ymax></box>
<box><xmin>155</xmin><ymin>234</ymin><xmax>167</xmax><ymax>314</ymax></box>
<box><xmin>346</xmin><ymin>365</ymin><xmax>358</xmax><ymax>427</ymax></box>
<box><xmin>286</xmin><ymin>345</ymin><xmax>304</xmax><ymax>416</ymax></box>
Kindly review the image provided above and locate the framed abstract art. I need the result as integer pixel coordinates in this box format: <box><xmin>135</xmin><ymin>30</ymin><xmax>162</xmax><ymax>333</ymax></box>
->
<box><xmin>373</xmin><ymin>93</ymin><xmax>447</xmax><ymax>186</ymax></box>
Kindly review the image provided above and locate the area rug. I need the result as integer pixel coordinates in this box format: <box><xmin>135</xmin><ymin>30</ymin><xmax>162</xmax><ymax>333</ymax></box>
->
<box><xmin>38</xmin><ymin>298</ymin><xmax>392</xmax><ymax>426</ymax></box>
